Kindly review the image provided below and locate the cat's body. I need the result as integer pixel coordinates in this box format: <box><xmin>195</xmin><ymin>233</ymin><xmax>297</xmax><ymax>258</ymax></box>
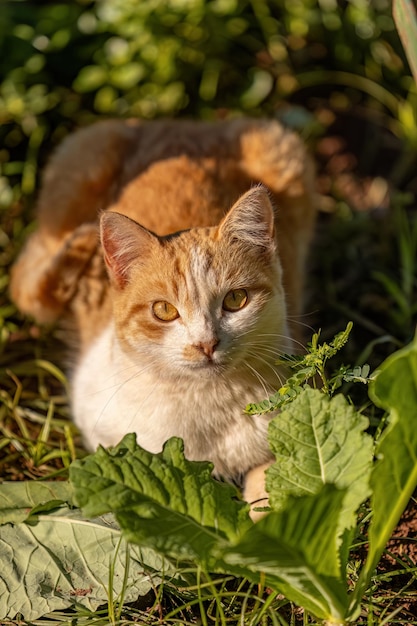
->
<box><xmin>11</xmin><ymin>118</ymin><xmax>315</xmax><ymax>487</ymax></box>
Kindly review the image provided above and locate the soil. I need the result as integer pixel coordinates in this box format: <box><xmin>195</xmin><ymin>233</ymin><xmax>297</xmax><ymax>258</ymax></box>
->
<box><xmin>386</xmin><ymin>496</ymin><xmax>417</xmax><ymax>565</ymax></box>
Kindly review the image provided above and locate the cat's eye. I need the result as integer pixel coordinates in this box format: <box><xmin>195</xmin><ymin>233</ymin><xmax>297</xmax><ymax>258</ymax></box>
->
<box><xmin>152</xmin><ymin>301</ymin><xmax>179</xmax><ymax>322</ymax></box>
<box><xmin>222</xmin><ymin>288</ymin><xmax>248</xmax><ymax>312</ymax></box>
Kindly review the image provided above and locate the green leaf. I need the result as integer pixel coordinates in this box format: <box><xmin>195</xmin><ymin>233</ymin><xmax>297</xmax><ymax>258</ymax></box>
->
<box><xmin>0</xmin><ymin>507</ymin><xmax>175</xmax><ymax>620</ymax></box>
<box><xmin>393</xmin><ymin>0</ymin><xmax>417</xmax><ymax>85</ymax></box>
<box><xmin>73</xmin><ymin>65</ymin><xmax>107</xmax><ymax>92</ymax></box>
<box><xmin>329</xmin><ymin>320</ymin><xmax>353</xmax><ymax>352</ymax></box>
<box><xmin>221</xmin><ymin>485</ymin><xmax>349</xmax><ymax>621</ymax></box>
<box><xmin>349</xmin><ymin>335</ymin><xmax>417</xmax><ymax>617</ymax></box>
<box><xmin>307</xmin><ymin>322</ymin><xmax>352</xmax><ymax>362</ymax></box>
<box><xmin>245</xmin><ymin>385</ymin><xmax>303</xmax><ymax>415</ymax></box>
<box><xmin>342</xmin><ymin>364</ymin><xmax>373</xmax><ymax>384</ymax></box>
<box><xmin>70</xmin><ymin>435</ymin><xmax>252</xmax><ymax>567</ymax></box>
<box><xmin>0</xmin><ymin>481</ymin><xmax>73</xmax><ymax>524</ymax></box>
<box><xmin>245</xmin><ymin>323</ymin><xmax>354</xmax><ymax>415</ymax></box>
<box><xmin>393</xmin><ymin>0</ymin><xmax>417</xmax><ymax>90</ymax></box>
<box><xmin>266</xmin><ymin>388</ymin><xmax>373</xmax><ymax>533</ymax></box>
<box><xmin>109</xmin><ymin>62</ymin><xmax>146</xmax><ymax>89</ymax></box>
<box><xmin>373</xmin><ymin>270</ymin><xmax>410</xmax><ymax>314</ymax></box>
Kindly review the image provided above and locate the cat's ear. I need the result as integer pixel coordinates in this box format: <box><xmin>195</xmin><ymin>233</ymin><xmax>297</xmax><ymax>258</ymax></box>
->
<box><xmin>100</xmin><ymin>212</ymin><xmax>156</xmax><ymax>288</ymax></box>
<box><xmin>218</xmin><ymin>185</ymin><xmax>276</xmax><ymax>252</ymax></box>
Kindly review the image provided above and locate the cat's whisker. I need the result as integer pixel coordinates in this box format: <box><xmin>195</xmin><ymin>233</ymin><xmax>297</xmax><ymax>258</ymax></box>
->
<box><xmin>245</xmin><ymin>350</ymin><xmax>285</xmax><ymax>388</ymax></box>
<box><xmin>92</xmin><ymin>359</ymin><xmax>161</xmax><ymax>431</ymax></box>
<box><xmin>242</xmin><ymin>337</ymin><xmax>293</xmax><ymax>356</ymax></box>
<box><xmin>234</xmin><ymin>326</ymin><xmax>296</xmax><ymax>346</ymax></box>
<box><xmin>99</xmin><ymin>362</ymin><xmax>152</xmax><ymax>390</ymax></box>
<box><xmin>252</xmin><ymin>331</ymin><xmax>307</xmax><ymax>353</ymax></box>
<box><xmin>286</xmin><ymin>313</ymin><xmax>317</xmax><ymax>334</ymax></box>
<box><xmin>244</xmin><ymin>342</ymin><xmax>288</xmax><ymax>358</ymax></box>
<box><xmin>243</xmin><ymin>361</ymin><xmax>271</xmax><ymax>399</ymax></box>
<box><xmin>82</xmin><ymin>359</ymin><xmax>157</xmax><ymax>397</ymax></box>
<box><xmin>124</xmin><ymin>378</ymin><xmax>162</xmax><ymax>434</ymax></box>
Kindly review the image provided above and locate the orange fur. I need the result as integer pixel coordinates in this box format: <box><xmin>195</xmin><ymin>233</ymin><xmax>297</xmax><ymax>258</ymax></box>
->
<box><xmin>11</xmin><ymin>118</ymin><xmax>315</xmax><ymax>345</ymax></box>
<box><xmin>10</xmin><ymin>118</ymin><xmax>316</xmax><ymax>495</ymax></box>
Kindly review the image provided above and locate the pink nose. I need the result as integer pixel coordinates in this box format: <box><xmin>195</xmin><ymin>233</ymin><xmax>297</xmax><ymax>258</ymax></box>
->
<box><xmin>195</xmin><ymin>340</ymin><xmax>219</xmax><ymax>359</ymax></box>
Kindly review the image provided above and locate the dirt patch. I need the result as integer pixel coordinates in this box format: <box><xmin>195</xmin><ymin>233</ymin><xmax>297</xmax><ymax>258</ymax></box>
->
<box><xmin>387</xmin><ymin>497</ymin><xmax>417</xmax><ymax>565</ymax></box>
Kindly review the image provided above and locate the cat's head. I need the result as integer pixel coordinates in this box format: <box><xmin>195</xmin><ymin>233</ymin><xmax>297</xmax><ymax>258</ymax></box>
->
<box><xmin>100</xmin><ymin>186</ymin><xmax>290</xmax><ymax>383</ymax></box>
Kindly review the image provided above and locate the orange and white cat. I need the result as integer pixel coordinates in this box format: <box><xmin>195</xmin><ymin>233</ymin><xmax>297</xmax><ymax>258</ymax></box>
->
<box><xmin>11</xmin><ymin>118</ymin><xmax>315</xmax><ymax>499</ymax></box>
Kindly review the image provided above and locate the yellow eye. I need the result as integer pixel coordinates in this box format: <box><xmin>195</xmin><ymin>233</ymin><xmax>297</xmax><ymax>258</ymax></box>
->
<box><xmin>152</xmin><ymin>301</ymin><xmax>179</xmax><ymax>322</ymax></box>
<box><xmin>222</xmin><ymin>288</ymin><xmax>248</xmax><ymax>312</ymax></box>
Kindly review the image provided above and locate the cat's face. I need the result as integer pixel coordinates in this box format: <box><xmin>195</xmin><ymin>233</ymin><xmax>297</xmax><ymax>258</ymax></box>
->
<box><xmin>100</xmin><ymin>187</ymin><xmax>290</xmax><ymax>383</ymax></box>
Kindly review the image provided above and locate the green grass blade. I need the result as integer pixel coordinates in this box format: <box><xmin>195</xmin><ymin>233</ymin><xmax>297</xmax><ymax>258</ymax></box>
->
<box><xmin>393</xmin><ymin>0</ymin><xmax>417</xmax><ymax>84</ymax></box>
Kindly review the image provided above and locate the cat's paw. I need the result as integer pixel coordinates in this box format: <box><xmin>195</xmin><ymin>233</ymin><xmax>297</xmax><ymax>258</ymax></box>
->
<box><xmin>243</xmin><ymin>461</ymin><xmax>272</xmax><ymax>522</ymax></box>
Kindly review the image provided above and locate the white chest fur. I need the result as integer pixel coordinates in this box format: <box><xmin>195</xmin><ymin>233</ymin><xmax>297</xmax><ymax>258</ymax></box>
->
<box><xmin>72</xmin><ymin>323</ymin><xmax>277</xmax><ymax>480</ymax></box>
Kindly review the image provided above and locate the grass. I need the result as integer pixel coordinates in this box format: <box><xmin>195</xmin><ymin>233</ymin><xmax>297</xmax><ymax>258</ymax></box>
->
<box><xmin>0</xmin><ymin>319</ymin><xmax>80</xmax><ymax>481</ymax></box>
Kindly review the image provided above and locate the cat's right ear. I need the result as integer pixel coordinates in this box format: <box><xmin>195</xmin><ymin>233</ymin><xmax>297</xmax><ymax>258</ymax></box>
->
<box><xmin>100</xmin><ymin>212</ymin><xmax>156</xmax><ymax>288</ymax></box>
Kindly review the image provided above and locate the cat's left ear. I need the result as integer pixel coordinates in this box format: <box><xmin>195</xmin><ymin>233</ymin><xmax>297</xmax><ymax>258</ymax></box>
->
<box><xmin>100</xmin><ymin>211</ymin><xmax>157</xmax><ymax>288</ymax></box>
<box><xmin>218</xmin><ymin>185</ymin><xmax>276</xmax><ymax>253</ymax></box>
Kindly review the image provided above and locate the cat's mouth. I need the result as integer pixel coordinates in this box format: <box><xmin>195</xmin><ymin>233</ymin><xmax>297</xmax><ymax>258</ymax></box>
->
<box><xmin>185</xmin><ymin>359</ymin><xmax>226</xmax><ymax>378</ymax></box>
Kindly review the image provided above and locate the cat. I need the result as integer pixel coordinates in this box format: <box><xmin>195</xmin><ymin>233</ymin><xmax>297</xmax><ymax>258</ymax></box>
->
<box><xmin>10</xmin><ymin>118</ymin><xmax>316</xmax><ymax>506</ymax></box>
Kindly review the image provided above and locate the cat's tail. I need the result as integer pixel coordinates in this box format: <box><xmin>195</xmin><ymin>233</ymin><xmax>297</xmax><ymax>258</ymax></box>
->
<box><xmin>10</xmin><ymin>119</ymin><xmax>139</xmax><ymax>323</ymax></box>
<box><xmin>236</xmin><ymin>119</ymin><xmax>317</xmax><ymax>327</ymax></box>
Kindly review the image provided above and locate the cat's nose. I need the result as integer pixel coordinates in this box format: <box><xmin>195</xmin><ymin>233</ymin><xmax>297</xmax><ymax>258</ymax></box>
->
<box><xmin>195</xmin><ymin>340</ymin><xmax>219</xmax><ymax>360</ymax></box>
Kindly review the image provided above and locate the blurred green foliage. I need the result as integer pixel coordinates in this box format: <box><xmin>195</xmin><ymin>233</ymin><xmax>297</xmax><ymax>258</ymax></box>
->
<box><xmin>0</xmin><ymin>0</ymin><xmax>414</xmax><ymax>211</ymax></box>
